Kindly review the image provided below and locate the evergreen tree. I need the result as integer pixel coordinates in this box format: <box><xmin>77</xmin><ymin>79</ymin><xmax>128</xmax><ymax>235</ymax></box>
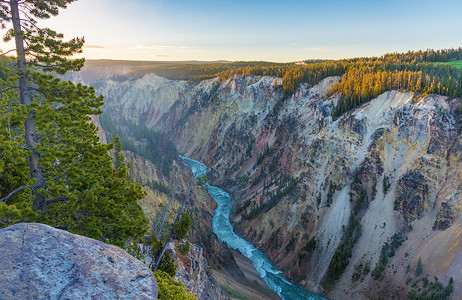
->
<box><xmin>173</xmin><ymin>212</ymin><xmax>191</xmax><ymax>240</ymax></box>
<box><xmin>1</xmin><ymin>0</ymin><xmax>84</xmax><ymax>212</ymax></box>
<box><xmin>415</xmin><ymin>256</ymin><xmax>423</xmax><ymax>276</ymax></box>
<box><xmin>0</xmin><ymin>0</ymin><xmax>148</xmax><ymax>247</ymax></box>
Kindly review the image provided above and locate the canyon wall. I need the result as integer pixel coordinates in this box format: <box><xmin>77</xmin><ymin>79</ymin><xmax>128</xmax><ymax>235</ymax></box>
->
<box><xmin>84</xmin><ymin>70</ymin><xmax>461</xmax><ymax>299</ymax></box>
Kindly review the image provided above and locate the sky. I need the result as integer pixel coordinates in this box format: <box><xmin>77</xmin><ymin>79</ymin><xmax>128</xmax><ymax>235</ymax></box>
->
<box><xmin>2</xmin><ymin>0</ymin><xmax>462</xmax><ymax>62</ymax></box>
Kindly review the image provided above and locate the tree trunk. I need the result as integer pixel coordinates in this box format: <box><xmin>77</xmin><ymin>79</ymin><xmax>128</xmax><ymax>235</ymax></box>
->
<box><xmin>10</xmin><ymin>0</ymin><xmax>46</xmax><ymax>212</ymax></box>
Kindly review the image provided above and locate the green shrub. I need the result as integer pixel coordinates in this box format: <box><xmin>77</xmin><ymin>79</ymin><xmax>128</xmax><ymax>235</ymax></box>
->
<box><xmin>304</xmin><ymin>236</ymin><xmax>317</xmax><ymax>254</ymax></box>
<box><xmin>325</xmin><ymin>215</ymin><xmax>361</xmax><ymax>282</ymax></box>
<box><xmin>415</xmin><ymin>257</ymin><xmax>423</xmax><ymax>276</ymax></box>
<box><xmin>178</xmin><ymin>241</ymin><xmax>191</xmax><ymax>255</ymax></box>
<box><xmin>372</xmin><ymin>231</ymin><xmax>404</xmax><ymax>280</ymax></box>
<box><xmin>383</xmin><ymin>176</ymin><xmax>391</xmax><ymax>194</ymax></box>
<box><xmin>155</xmin><ymin>270</ymin><xmax>196</xmax><ymax>300</ymax></box>
<box><xmin>407</xmin><ymin>276</ymin><xmax>454</xmax><ymax>299</ymax></box>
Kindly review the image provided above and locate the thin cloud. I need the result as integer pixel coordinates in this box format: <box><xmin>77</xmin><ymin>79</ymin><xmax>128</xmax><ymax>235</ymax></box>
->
<box><xmin>302</xmin><ymin>47</ymin><xmax>336</xmax><ymax>52</ymax></box>
<box><xmin>156</xmin><ymin>54</ymin><xmax>169</xmax><ymax>57</ymax></box>
<box><xmin>133</xmin><ymin>44</ymin><xmax>198</xmax><ymax>51</ymax></box>
<box><xmin>135</xmin><ymin>44</ymin><xmax>197</xmax><ymax>50</ymax></box>
<box><xmin>83</xmin><ymin>45</ymin><xmax>107</xmax><ymax>49</ymax></box>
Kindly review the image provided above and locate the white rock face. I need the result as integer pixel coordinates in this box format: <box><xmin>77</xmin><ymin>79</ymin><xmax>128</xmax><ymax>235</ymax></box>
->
<box><xmin>99</xmin><ymin>74</ymin><xmax>193</xmax><ymax>128</ymax></box>
<box><xmin>0</xmin><ymin>223</ymin><xmax>158</xmax><ymax>300</ymax></box>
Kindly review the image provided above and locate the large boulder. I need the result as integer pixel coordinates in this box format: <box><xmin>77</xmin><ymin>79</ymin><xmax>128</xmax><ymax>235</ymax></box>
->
<box><xmin>0</xmin><ymin>223</ymin><xmax>157</xmax><ymax>299</ymax></box>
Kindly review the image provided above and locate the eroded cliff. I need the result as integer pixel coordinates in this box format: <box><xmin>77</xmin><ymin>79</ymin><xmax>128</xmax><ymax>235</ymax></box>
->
<box><xmin>87</xmin><ymin>70</ymin><xmax>461</xmax><ymax>299</ymax></box>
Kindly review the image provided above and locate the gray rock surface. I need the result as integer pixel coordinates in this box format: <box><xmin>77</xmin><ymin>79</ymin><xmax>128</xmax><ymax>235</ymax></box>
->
<box><xmin>0</xmin><ymin>223</ymin><xmax>157</xmax><ymax>300</ymax></box>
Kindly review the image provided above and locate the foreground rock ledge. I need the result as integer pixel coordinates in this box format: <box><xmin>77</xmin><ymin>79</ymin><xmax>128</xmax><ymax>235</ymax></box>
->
<box><xmin>0</xmin><ymin>223</ymin><xmax>158</xmax><ymax>300</ymax></box>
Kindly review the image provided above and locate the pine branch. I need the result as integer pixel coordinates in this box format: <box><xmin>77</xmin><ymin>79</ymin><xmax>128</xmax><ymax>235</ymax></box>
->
<box><xmin>50</xmin><ymin>173</ymin><xmax>66</xmax><ymax>182</ymax></box>
<box><xmin>28</xmin><ymin>87</ymin><xmax>47</xmax><ymax>94</ymax></box>
<box><xmin>73</xmin><ymin>212</ymin><xmax>82</xmax><ymax>226</ymax></box>
<box><xmin>25</xmin><ymin>61</ymin><xmax>53</xmax><ymax>68</ymax></box>
<box><xmin>0</xmin><ymin>185</ymin><xmax>31</xmax><ymax>202</ymax></box>
<box><xmin>0</xmin><ymin>87</ymin><xmax>18</xmax><ymax>95</ymax></box>
<box><xmin>54</xmin><ymin>225</ymin><xmax>68</xmax><ymax>230</ymax></box>
<box><xmin>46</xmin><ymin>196</ymin><xmax>69</xmax><ymax>205</ymax></box>
<box><xmin>20</xmin><ymin>15</ymin><xmax>38</xmax><ymax>29</ymax></box>
<box><xmin>0</xmin><ymin>101</ymin><xmax>20</xmax><ymax>109</ymax></box>
<box><xmin>0</xmin><ymin>49</ymin><xmax>16</xmax><ymax>55</ymax></box>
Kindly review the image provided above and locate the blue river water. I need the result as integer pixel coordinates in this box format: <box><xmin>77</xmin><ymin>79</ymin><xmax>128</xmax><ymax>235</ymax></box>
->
<box><xmin>180</xmin><ymin>155</ymin><xmax>325</xmax><ymax>300</ymax></box>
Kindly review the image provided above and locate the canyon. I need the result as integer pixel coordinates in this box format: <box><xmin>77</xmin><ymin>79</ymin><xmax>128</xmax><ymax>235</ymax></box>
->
<box><xmin>73</xmin><ymin>63</ymin><xmax>462</xmax><ymax>299</ymax></box>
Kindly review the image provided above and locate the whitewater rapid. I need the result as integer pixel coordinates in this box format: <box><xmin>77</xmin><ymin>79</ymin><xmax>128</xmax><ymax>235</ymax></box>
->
<box><xmin>180</xmin><ymin>155</ymin><xmax>324</xmax><ymax>300</ymax></box>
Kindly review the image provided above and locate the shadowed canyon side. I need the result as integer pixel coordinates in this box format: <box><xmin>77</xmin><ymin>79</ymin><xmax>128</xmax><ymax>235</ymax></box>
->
<box><xmin>82</xmin><ymin>69</ymin><xmax>462</xmax><ymax>299</ymax></box>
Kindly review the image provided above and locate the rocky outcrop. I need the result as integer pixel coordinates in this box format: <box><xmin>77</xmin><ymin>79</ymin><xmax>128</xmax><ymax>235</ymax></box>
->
<box><xmin>0</xmin><ymin>223</ymin><xmax>158</xmax><ymax>300</ymax></box>
<box><xmin>394</xmin><ymin>170</ymin><xmax>429</xmax><ymax>221</ymax></box>
<box><xmin>82</xmin><ymin>69</ymin><xmax>462</xmax><ymax>299</ymax></box>
<box><xmin>433</xmin><ymin>202</ymin><xmax>456</xmax><ymax>230</ymax></box>
<box><xmin>167</xmin><ymin>241</ymin><xmax>228</xmax><ymax>300</ymax></box>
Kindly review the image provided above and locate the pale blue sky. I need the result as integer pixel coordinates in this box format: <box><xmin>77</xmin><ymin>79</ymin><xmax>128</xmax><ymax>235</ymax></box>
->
<box><xmin>9</xmin><ymin>0</ymin><xmax>462</xmax><ymax>62</ymax></box>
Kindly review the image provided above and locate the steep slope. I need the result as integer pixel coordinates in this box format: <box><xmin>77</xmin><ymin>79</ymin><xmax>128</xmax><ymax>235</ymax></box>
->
<box><xmin>91</xmin><ymin>71</ymin><xmax>461</xmax><ymax>299</ymax></box>
<box><xmin>123</xmin><ymin>150</ymin><xmax>279</xmax><ymax>300</ymax></box>
<box><xmin>91</xmin><ymin>117</ymin><xmax>237</xmax><ymax>300</ymax></box>
<box><xmin>166</xmin><ymin>240</ymin><xmax>227</xmax><ymax>300</ymax></box>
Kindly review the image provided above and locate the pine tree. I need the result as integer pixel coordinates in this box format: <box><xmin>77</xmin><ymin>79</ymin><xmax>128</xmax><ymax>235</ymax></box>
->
<box><xmin>415</xmin><ymin>256</ymin><xmax>423</xmax><ymax>276</ymax></box>
<box><xmin>0</xmin><ymin>0</ymin><xmax>148</xmax><ymax>247</ymax></box>
<box><xmin>1</xmin><ymin>0</ymin><xmax>85</xmax><ymax>212</ymax></box>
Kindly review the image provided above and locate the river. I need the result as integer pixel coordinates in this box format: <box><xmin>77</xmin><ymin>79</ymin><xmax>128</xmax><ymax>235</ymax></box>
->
<box><xmin>180</xmin><ymin>155</ymin><xmax>325</xmax><ymax>300</ymax></box>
